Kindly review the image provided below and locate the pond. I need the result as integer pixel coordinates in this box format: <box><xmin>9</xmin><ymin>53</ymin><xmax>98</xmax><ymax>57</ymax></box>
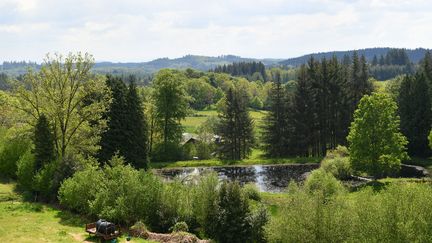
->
<box><xmin>153</xmin><ymin>163</ymin><xmax>320</xmax><ymax>192</ymax></box>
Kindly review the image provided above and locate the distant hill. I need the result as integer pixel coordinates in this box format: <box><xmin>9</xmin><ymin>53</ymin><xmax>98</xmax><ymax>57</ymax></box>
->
<box><xmin>0</xmin><ymin>55</ymin><xmax>282</xmax><ymax>76</ymax></box>
<box><xmin>1</xmin><ymin>48</ymin><xmax>430</xmax><ymax>76</ymax></box>
<box><xmin>279</xmin><ymin>48</ymin><xmax>430</xmax><ymax>67</ymax></box>
<box><xmin>92</xmin><ymin>55</ymin><xmax>282</xmax><ymax>74</ymax></box>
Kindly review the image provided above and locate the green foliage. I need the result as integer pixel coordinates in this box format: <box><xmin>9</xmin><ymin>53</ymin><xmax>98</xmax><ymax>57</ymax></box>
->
<box><xmin>185</xmin><ymin>77</ymin><xmax>216</xmax><ymax>110</ymax></box>
<box><xmin>348</xmin><ymin>93</ymin><xmax>408</xmax><ymax>178</ymax></box>
<box><xmin>249</xmin><ymin>205</ymin><xmax>268</xmax><ymax>243</ymax></box>
<box><xmin>261</xmin><ymin>75</ymin><xmax>290</xmax><ymax>157</ymax></box>
<box><xmin>249</xmin><ymin>96</ymin><xmax>263</xmax><ymax>110</ymax></box>
<box><xmin>152</xmin><ymin>69</ymin><xmax>189</xmax><ymax>160</ymax></box>
<box><xmin>156</xmin><ymin>180</ymin><xmax>195</xmax><ymax>232</ymax></box>
<box><xmin>171</xmin><ymin>221</ymin><xmax>189</xmax><ymax>232</ymax></box>
<box><xmin>321</xmin><ymin>146</ymin><xmax>352</xmax><ymax>180</ymax></box>
<box><xmin>304</xmin><ymin>169</ymin><xmax>345</xmax><ymax>198</ymax></box>
<box><xmin>16</xmin><ymin>53</ymin><xmax>110</xmax><ymax>159</ymax></box>
<box><xmin>212</xmin><ymin>61</ymin><xmax>267</xmax><ymax>81</ymax></box>
<box><xmin>267</xmin><ymin>182</ymin><xmax>432</xmax><ymax>243</ymax></box>
<box><xmin>99</xmin><ymin>76</ymin><xmax>149</xmax><ymax>168</ymax></box>
<box><xmin>124</xmin><ymin>78</ymin><xmax>149</xmax><ymax>168</ymax></box>
<box><xmin>59</xmin><ymin>155</ymin><xmax>164</xmax><ymax>227</ymax></box>
<box><xmin>213</xmin><ymin>181</ymin><xmax>252</xmax><ymax>243</ymax></box>
<box><xmin>16</xmin><ymin>149</ymin><xmax>35</xmax><ymax>192</ymax></box>
<box><xmin>398</xmin><ymin>74</ymin><xmax>432</xmax><ymax>157</ymax></box>
<box><xmin>98</xmin><ymin>75</ymin><xmax>129</xmax><ymax>163</ymax></box>
<box><xmin>58</xmin><ymin>166</ymin><xmax>105</xmax><ymax>215</ymax></box>
<box><xmin>33</xmin><ymin>114</ymin><xmax>55</xmax><ymax>171</ymax></box>
<box><xmin>242</xmin><ymin>183</ymin><xmax>261</xmax><ymax>201</ymax></box>
<box><xmin>0</xmin><ymin>135</ymin><xmax>30</xmax><ymax>179</ymax></box>
<box><xmin>33</xmin><ymin>160</ymin><xmax>60</xmax><ymax>202</ymax></box>
<box><xmin>152</xmin><ymin>141</ymin><xmax>183</xmax><ymax>162</ymax></box>
<box><xmin>191</xmin><ymin>173</ymin><xmax>219</xmax><ymax>237</ymax></box>
<box><xmin>89</xmin><ymin>161</ymin><xmax>158</xmax><ymax>225</ymax></box>
<box><xmin>217</xmin><ymin>88</ymin><xmax>255</xmax><ymax>160</ymax></box>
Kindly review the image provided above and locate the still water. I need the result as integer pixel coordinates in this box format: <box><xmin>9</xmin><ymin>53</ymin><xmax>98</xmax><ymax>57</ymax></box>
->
<box><xmin>154</xmin><ymin>164</ymin><xmax>319</xmax><ymax>192</ymax></box>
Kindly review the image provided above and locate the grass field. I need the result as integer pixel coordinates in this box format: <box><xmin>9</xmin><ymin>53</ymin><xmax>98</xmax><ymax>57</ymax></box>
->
<box><xmin>182</xmin><ymin>109</ymin><xmax>267</xmax><ymax>133</ymax></box>
<box><xmin>0</xmin><ymin>182</ymin><xmax>153</xmax><ymax>243</ymax></box>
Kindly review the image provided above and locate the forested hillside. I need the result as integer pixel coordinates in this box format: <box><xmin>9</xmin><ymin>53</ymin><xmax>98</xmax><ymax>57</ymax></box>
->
<box><xmin>279</xmin><ymin>47</ymin><xmax>429</xmax><ymax>66</ymax></box>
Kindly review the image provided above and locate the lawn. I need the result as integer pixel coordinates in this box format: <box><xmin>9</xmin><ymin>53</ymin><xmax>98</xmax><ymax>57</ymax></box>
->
<box><xmin>0</xmin><ymin>183</ymin><xmax>153</xmax><ymax>243</ymax></box>
<box><xmin>182</xmin><ymin>109</ymin><xmax>267</xmax><ymax>133</ymax></box>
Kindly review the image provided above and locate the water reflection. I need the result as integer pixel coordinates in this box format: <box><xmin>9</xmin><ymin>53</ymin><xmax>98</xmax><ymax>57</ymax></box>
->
<box><xmin>154</xmin><ymin>164</ymin><xmax>319</xmax><ymax>192</ymax></box>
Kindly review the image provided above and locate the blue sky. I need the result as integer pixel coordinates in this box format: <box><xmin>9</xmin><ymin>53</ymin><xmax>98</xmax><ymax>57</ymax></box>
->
<box><xmin>1</xmin><ymin>0</ymin><xmax>431</xmax><ymax>62</ymax></box>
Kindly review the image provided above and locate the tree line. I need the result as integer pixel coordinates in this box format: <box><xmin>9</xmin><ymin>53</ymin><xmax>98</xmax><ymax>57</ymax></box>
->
<box><xmin>262</xmin><ymin>52</ymin><xmax>373</xmax><ymax>157</ymax></box>
<box><xmin>212</xmin><ymin>61</ymin><xmax>267</xmax><ymax>82</ymax></box>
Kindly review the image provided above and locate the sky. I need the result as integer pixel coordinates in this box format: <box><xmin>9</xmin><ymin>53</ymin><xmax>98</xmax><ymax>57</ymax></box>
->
<box><xmin>1</xmin><ymin>0</ymin><xmax>432</xmax><ymax>62</ymax></box>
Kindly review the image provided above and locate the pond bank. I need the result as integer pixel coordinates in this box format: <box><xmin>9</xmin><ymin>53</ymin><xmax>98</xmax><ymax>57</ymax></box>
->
<box><xmin>153</xmin><ymin>163</ymin><xmax>320</xmax><ymax>192</ymax></box>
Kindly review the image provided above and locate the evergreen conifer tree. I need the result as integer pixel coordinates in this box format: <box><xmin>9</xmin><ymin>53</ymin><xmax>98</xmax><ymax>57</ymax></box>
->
<box><xmin>217</xmin><ymin>88</ymin><xmax>254</xmax><ymax>160</ymax></box>
<box><xmin>262</xmin><ymin>72</ymin><xmax>288</xmax><ymax>157</ymax></box>
<box><xmin>124</xmin><ymin>77</ymin><xmax>149</xmax><ymax>168</ymax></box>
<box><xmin>34</xmin><ymin>113</ymin><xmax>55</xmax><ymax>171</ymax></box>
<box><xmin>398</xmin><ymin>74</ymin><xmax>432</xmax><ymax>157</ymax></box>
<box><xmin>98</xmin><ymin>75</ymin><xmax>128</xmax><ymax>163</ymax></box>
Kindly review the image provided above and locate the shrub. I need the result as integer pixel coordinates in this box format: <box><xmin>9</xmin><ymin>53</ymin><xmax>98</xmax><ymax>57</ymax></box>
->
<box><xmin>267</xmin><ymin>182</ymin><xmax>432</xmax><ymax>243</ymax></box>
<box><xmin>33</xmin><ymin>160</ymin><xmax>60</xmax><ymax>202</ymax></box>
<box><xmin>58</xmin><ymin>166</ymin><xmax>105</xmax><ymax>214</ymax></box>
<box><xmin>250</xmin><ymin>205</ymin><xmax>268</xmax><ymax>243</ymax></box>
<box><xmin>192</xmin><ymin>173</ymin><xmax>219</xmax><ymax>237</ymax></box>
<box><xmin>171</xmin><ymin>221</ymin><xmax>189</xmax><ymax>232</ymax></box>
<box><xmin>16</xmin><ymin>149</ymin><xmax>35</xmax><ymax>192</ymax></box>
<box><xmin>213</xmin><ymin>181</ymin><xmax>252</xmax><ymax>243</ymax></box>
<box><xmin>89</xmin><ymin>161</ymin><xmax>146</xmax><ymax>224</ymax></box>
<box><xmin>304</xmin><ymin>169</ymin><xmax>345</xmax><ymax>198</ymax></box>
<box><xmin>196</xmin><ymin>142</ymin><xmax>213</xmax><ymax>160</ymax></box>
<box><xmin>0</xmin><ymin>136</ymin><xmax>30</xmax><ymax>179</ymax></box>
<box><xmin>130</xmin><ymin>221</ymin><xmax>148</xmax><ymax>238</ymax></box>
<box><xmin>152</xmin><ymin>142</ymin><xmax>183</xmax><ymax>162</ymax></box>
<box><xmin>321</xmin><ymin>146</ymin><xmax>352</xmax><ymax>180</ymax></box>
<box><xmin>59</xmin><ymin>155</ymin><xmax>166</xmax><ymax>228</ymax></box>
<box><xmin>243</xmin><ymin>183</ymin><xmax>261</xmax><ymax>201</ymax></box>
<box><xmin>156</xmin><ymin>180</ymin><xmax>195</xmax><ymax>232</ymax></box>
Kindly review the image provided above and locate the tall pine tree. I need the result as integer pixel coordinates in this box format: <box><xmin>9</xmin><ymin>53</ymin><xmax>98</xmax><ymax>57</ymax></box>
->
<box><xmin>398</xmin><ymin>74</ymin><xmax>432</xmax><ymax>157</ymax></box>
<box><xmin>124</xmin><ymin>77</ymin><xmax>149</xmax><ymax>169</ymax></box>
<box><xmin>262</xmin><ymin>71</ymin><xmax>288</xmax><ymax>157</ymax></box>
<box><xmin>218</xmin><ymin>88</ymin><xmax>254</xmax><ymax>160</ymax></box>
<box><xmin>98</xmin><ymin>75</ymin><xmax>128</xmax><ymax>163</ymax></box>
<box><xmin>99</xmin><ymin>75</ymin><xmax>149</xmax><ymax>168</ymax></box>
<box><xmin>33</xmin><ymin>113</ymin><xmax>55</xmax><ymax>171</ymax></box>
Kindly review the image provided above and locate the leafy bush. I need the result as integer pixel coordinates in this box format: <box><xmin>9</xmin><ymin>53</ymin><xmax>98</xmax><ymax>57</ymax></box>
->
<box><xmin>192</xmin><ymin>173</ymin><xmax>219</xmax><ymax>237</ymax></box>
<box><xmin>152</xmin><ymin>142</ymin><xmax>183</xmax><ymax>162</ymax></box>
<box><xmin>267</xmin><ymin>182</ymin><xmax>432</xmax><ymax>243</ymax></box>
<box><xmin>130</xmin><ymin>221</ymin><xmax>148</xmax><ymax>238</ymax></box>
<box><xmin>89</xmin><ymin>161</ymin><xmax>150</xmax><ymax>224</ymax></box>
<box><xmin>59</xmin><ymin>155</ymin><xmax>165</xmax><ymax>228</ymax></box>
<box><xmin>16</xmin><ymin>149</ymin><xmax>35</xmax><ymax>192</ymax></box>
<box><xmin>156</xmin><ymin>180</ymin><xmax>195</xmax><ymax>232</ymax></box>
<box><xmin>33</xmin><ymin>160</ymin><xmax>60</xmax><ymax>202</ymax></box>
<box><xmin>250</xmin><ymin>205</ymin><xmax>268</xmax><ymax>243</ymax></box>
<box><xmin>321</xmin><ymin>146</ymin><xmax>352</xmax><ymax>180</ymax></box>
<box><xmin>171</xmin><ymin>221</ymin><xmax>189</xmax><ymax>232</ymax></box>
<box><xmin>304</xmin><ymin>169</ymin><xmax>345</xmax><ymax>198</ymax></box>
<box><xmin>0</xmin><ymin>136</ymin><xmax>30</xmax><ymax>179</ymax></box>
<box><xmin>243</xmin><ymin>183</ymin><xmax>261</xmax><ymax>201</ymax></box>
<box><xmin>213</xmin><ymin>181</ymin><xmax>253</xmax><ymax>243</ymax></box>
<box><xmin>58</xmin><ymin>166</ymin><xmax>105</xmax><ymax>214</ymax></box>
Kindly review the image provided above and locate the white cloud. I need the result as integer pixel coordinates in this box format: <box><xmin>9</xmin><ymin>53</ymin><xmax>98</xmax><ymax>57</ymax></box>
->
<box><xmin>0</xmin><ymin>0</ymin><xmax>432</xmax><ymax>62</ymax></box>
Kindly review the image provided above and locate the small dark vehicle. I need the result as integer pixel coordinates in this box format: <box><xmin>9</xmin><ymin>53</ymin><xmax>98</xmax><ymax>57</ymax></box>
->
<box><xmin>85</xmin><ymin>219</ymin><xmax>121</xmax><ymax>240</ymax></box>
